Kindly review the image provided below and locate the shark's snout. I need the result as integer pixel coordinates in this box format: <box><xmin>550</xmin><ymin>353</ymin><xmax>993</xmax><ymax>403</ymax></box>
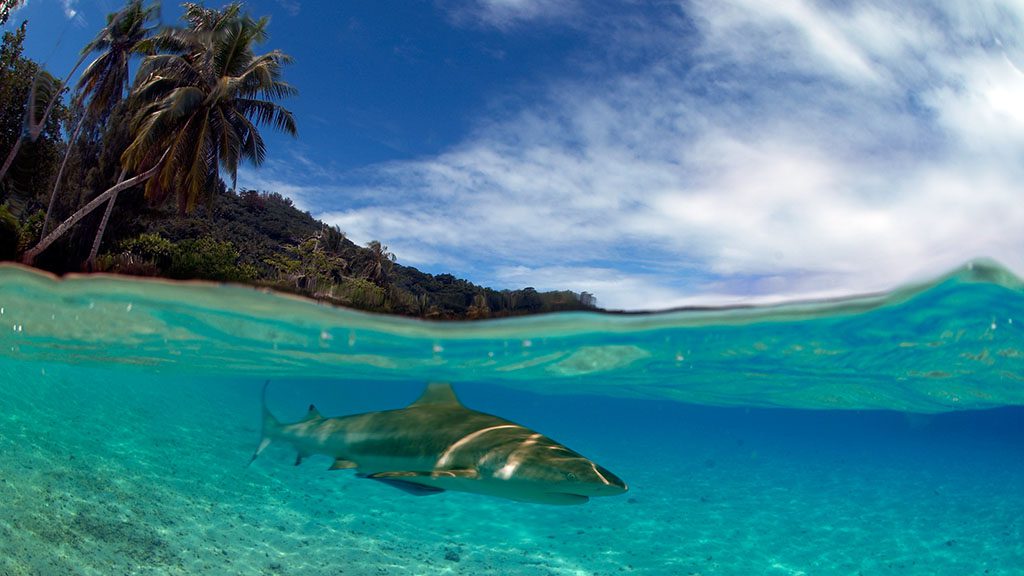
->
<box><xmin>594</xmin><ymin>463</ymin><xmax>628</xmax><ymax>494</ymax></box>
<box><xmin>580</xmin><ymin>462</ymin><xmax>628</xmax><ymax>496</ymax></box>
<box><xmin>554</xmin><ymin>459</ymin><xmax>628</xmax><ymax>498</ymax></box>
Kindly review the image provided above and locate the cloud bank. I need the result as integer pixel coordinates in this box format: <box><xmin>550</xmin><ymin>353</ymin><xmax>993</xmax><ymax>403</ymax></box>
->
<box><xmin>298</xmin><ymin>1</ymin><xmax>1024</xmax><ymax>310</ymax></box>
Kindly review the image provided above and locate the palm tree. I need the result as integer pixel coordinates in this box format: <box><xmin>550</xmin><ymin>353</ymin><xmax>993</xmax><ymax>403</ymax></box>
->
<box><xmin>126</xmin><ymin>4</ymin><xmax>296</xmax><ymax>211</ymax></box>
<box><xmin>40</xmin><ymin>0</ymin><xmax>158</xmax><ymax>255</ymax></box>
<box><xmin>77</xmin><ymin>1</ymin><xmax>159</xmax><ymax>119</ymax></box>
<box><xmin>23</xmin><ymin>3</ymin><xmax>296</xmax><ymax>265</ymax></box>
<box><xmin>80</xmin><ymin>1</ymin><xmax>160</xmax><ymax>268</ymax></box>
<box><xmin>362</xmin><ymin>240</ymin><xmax>396</xmax><ymax>287</ymax></box>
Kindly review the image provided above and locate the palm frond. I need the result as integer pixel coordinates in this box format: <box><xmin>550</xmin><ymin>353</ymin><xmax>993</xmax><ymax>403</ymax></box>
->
<box><xmin>229</xmin><ymin>107</ymin><xmax>267</xmax><ymax>166</ymax></box>
<box><xmin>234</xmin><ymin>98</ymin><xmax>297</xmax><ymax>136</ymax></box>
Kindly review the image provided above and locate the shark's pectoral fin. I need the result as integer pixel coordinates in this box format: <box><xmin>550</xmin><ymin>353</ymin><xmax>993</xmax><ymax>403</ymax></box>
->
<box><xmin>431</xmin><ymin>469</ymin><xmax>479</xmax><ymax>479</ymax></box>
<box><xmin>328</xmin><ymin>458</ymin><xmax>358</xmax><ymax>471</ymax></box>
<box><xmin>368</xmin><ymin>478</ymin><xmax>446</xmax><ymax>496</ymax></box>
<box><xmin>294</xmin><ymin>454</ymin><xmax>305</xmax><ymax>466</ymax></box>
<box><xmin>363</xmin><ymin>469</ymin><xmax>478</xmax><ymax>497</ymax></box>
<box><xmin>367</xmin><ymin>471</ymin><xmax>420</xmax><ymax>479</ymax></box>
<box><xmin>368</xmin><ymin>469</ymin><xmax>479</xmax><ymax>480</ymax></box>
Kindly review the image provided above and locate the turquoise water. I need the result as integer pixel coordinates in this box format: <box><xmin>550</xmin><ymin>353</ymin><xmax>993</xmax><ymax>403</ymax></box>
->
<box><xmin>0</xmin><ymin>260</ymin><xmax>1022</xmax><ymax>574</ymax></box>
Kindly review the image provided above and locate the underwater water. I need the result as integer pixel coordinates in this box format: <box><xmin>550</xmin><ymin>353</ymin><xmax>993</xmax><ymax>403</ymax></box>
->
<box><xmin>0</xmin><ymin>260</ymin><xmax>1022</xmax><ymax>575</ymax></box>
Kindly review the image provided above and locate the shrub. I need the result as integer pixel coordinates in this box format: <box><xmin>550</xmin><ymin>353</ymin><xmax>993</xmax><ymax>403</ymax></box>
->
<box><xmin>121</xmin><ymin>233</ymin><xmax>175</xmax><ymax>270</ymax></box>
<box><xmin>169</xmin><ymin>236</ymin><xmax>252</xmax><ymax>282</ymax></box>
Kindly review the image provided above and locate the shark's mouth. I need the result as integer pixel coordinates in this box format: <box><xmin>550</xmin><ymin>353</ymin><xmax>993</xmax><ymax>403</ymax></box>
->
<box><xmin>544</xmin><ymin>492</ymin><xmax>590</xmax><ymax>505</ymax></box>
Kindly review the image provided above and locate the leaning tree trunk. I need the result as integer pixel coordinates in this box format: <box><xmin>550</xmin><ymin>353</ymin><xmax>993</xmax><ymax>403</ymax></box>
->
<box><xmin>0</xmin><ymin>50</ymin><xmax>90</xmax><ymax>184</ymax></box>
<box><xmin>85</xmin><ymin>169</ymin><xmax>127</xmax><ymax>269</ymax></box>
<box><xmin>41</xmin><ymin>113</ymin><xmax>87</xmax><ymax>236</ymax></box>
<box><xmin>22</xmin><ymin>159</ymin><xmax>163</xmax><ymax>266</ymax></box>
<box><xmin>0</xmin><ymin>137</ymin><xmax>24</xmax><ymax>185</ymax></box>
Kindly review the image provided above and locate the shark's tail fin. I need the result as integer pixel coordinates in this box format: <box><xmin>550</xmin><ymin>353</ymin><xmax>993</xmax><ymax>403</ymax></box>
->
<box><xmin>248</xmin><ymin>380</ymin><xmax>281</xmax><ymax>467</ymax></box>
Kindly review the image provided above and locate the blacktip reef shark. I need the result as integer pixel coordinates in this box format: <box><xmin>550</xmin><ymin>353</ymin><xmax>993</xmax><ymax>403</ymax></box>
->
<box><xmin>249</xmin><ymin>382</ymin><xmax>627</xmax><ymax>505</ymax></box>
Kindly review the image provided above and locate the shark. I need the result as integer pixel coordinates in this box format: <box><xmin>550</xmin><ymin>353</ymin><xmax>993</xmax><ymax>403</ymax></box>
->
<box><xmin>249</xmin><ymin>382</ymin><xmax>628</xmax><ymax>505</ymax></box>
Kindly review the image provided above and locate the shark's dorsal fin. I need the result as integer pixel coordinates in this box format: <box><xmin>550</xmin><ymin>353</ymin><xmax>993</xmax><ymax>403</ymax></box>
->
<box><xmin>408</xmin><ymin>383</ymin><xmax>463</xmax><ymax>407</ymax></box>
<box><xmin>301</xmin><ymin>404</ymin><xmax>323</xmax><ymax>421</ymax></box>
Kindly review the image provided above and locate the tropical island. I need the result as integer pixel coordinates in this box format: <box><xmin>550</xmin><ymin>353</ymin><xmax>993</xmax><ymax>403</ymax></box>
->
<box><xmin>0</xmin><ymin>1</ymin><xmax>599</xmax><ymax>319</ymax></box>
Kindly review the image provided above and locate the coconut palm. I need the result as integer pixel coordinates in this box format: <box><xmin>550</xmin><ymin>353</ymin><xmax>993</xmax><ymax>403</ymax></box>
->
<box><xmin>41</xmin><ymin>0</ymin><xmax>158</xmax><ymax>255</ymax></box>
<box><xmin>77</xmin><ymin>1</ymin><xmax>159</xmax><ymax>119</ymax></box>
<box><xmin>362</xmin><ymin>240</ymin><xmax>396</xmax><ymax>287</ymax></box>
<box><xmin>125</xmin><ymin>4</ymin><xmax>296</xmax><ymax>211</ymax></box>
<box><xmin>23</xmin><ymin>4</ymin><xmax>296</xmax><ymax>265</ymax></box>
<box><xmin>79</xmin><ymin>1</ymin><xmax>160</xmax><ymax>267</ymax></box>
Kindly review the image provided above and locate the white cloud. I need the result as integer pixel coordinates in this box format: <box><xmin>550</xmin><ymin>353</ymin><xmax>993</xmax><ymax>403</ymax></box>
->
<box><xmin>696</xmin><ymin>0</ymin><xmax>884</xmax><ymax>85</ymax></box>
<box><xmin>927</xmin><ymin>53</ymin><xmax>1024</xmax><ymax>150</ymax></box>
<box><xmin>441</xmin><ymin>0</ymin><xmax>579</xmax><ymax>30</ymax></box>
<box><xmin>61</xmin><ymin>0</ymin><xmax>77</xmax><ymax>19</ymax></box>
<box><xmin>308</xmin><ymin>1</ymin><xmax>1024</xmax><ymax>309</ymax></box>
<box><xmin>275</xmin><ymin>0</ymin><xmax>300</xmax><ymax>16</ymax></box>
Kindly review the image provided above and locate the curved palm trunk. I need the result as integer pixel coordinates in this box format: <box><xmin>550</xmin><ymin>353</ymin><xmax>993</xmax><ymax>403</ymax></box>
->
<box><xmin>0</xmin><ymin>137</ymin><xmax>24</xmax><ymax>186</ymax></box>
<box><xmin>0</xmin><ymin>50</ymin><xmax>90</xmax><ymax>183</ymax></box>
<box><xmin>86</xmin><ymin>168</ymin><xmax>127</xmax><ymax>269</ymax></box>
<box><xmin>41</xmin><ymin>114</ymin><xmax>87</xmax><ymax>236</ymax></box>
<box><xmin>22</xmin><ymin>157</ymin><xmax>163</xmax><ymax>265</ymax></box>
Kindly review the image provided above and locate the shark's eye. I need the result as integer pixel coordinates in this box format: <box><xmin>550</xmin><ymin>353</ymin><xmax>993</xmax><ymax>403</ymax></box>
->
<box><xmin>565</xmin><ymin>472</ymin><xmax>578</xmax><ymax>481</ymax></box>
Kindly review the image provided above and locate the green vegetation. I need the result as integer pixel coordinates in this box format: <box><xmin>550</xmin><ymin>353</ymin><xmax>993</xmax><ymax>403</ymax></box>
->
<box><xmin>95</xmin><ymin>188</ymin><xmax>597</xmax><ymax>317</ymax></box>
<box><xmin>0</xmin><ymin>1</ymin><xmax>598</xmax><ymax>319</ymax></box>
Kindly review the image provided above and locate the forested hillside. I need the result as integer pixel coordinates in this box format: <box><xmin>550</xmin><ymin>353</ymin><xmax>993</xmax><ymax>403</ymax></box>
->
<box><xmin>97</xmin><ymin>187</ymin><xmax>599</xmax><ymax>318</ymax></box>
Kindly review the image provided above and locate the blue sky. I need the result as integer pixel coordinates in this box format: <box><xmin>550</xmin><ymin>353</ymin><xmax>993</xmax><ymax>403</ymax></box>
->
<box><xmin>8</xmin><ymin>1</ymin><xmax>1024</xmax><ymax>309</ymax></box>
